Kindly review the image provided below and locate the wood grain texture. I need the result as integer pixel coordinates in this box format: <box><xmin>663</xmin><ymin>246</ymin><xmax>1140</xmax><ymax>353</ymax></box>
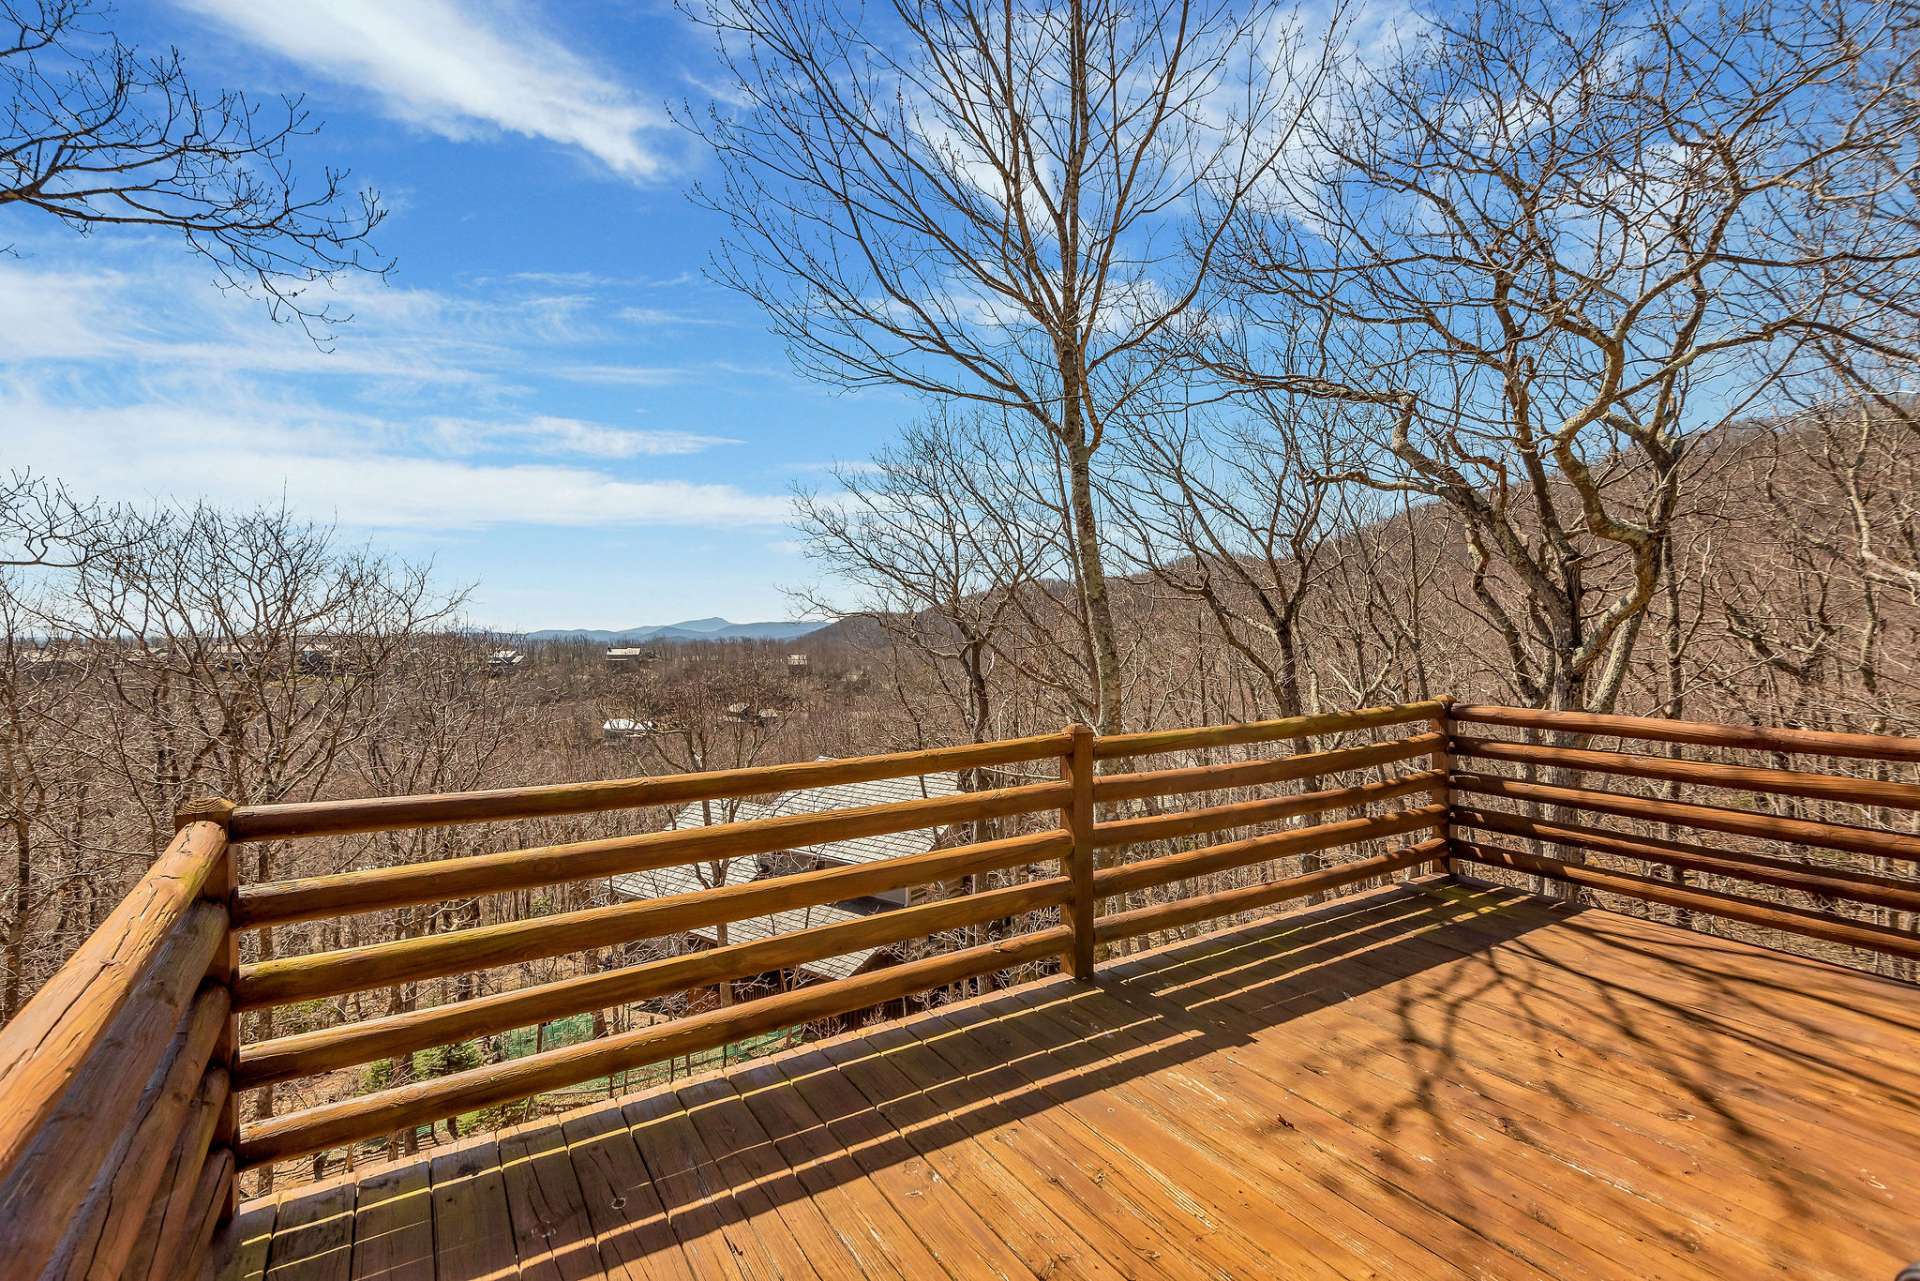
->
<box><xmin>235</xmin><ymin>827</ymin><xmax>1069</xmax><ymax>1009</ymax></box>
<box><xmin>0</xmin><ymin>821</ymin><xmax>226</xmax><ymax>1181</ymax></box>
<box><xmin>230</xmin><ymin>732</ymin><xmax>1073</xmax><ymax>841</ymax></box>
<box><xmin>0</xmin><ymin>899</ymin><xmax>227</xmax><ymax>1279</ymax></box>
<box><xmin>1454</xmin><ymin>735</ymin><xmax>1920</xmax><ymax>811</ymax></box>
<box><xmin>230</xmin><ymin>881</ymin><xmax>1920</xmax><ymax>1281</ymax></box>
<box><xmin>237</xmin><ymin>874</ymin><xmax>1072</xmax><ymax>1089</ymax></box>
<box><xmin>235</xmin><ymin>779</ymin><xmax>1069</xmax><ymax>929</ymax></box>
<box><xmin>50</xmin><ymin>987</ymin><xmax>229</xmax><ymax>1281</ymax></box>
<box><xmin>1451</xmin><ymin>703</ymin><xmax>1920</xmax><ymax>762</ymax></box>
<box><xmin>120</xmin><ymin>1067</ymin><xmax>230</xmax><ymax>1281</ymax></box>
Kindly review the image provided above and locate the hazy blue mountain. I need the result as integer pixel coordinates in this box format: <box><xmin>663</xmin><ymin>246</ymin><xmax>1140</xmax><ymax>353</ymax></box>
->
<box><xmin>524</xmin><ymin>618</ymin><xmax>828</xmax><ymax>643</ymax></box>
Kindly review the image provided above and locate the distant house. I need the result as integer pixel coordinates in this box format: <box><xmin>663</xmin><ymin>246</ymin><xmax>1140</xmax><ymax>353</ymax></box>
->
<box><xmin>296</xmin><ymin>643</ymin><xmax>339</xmax><ymax>675</ymax></box>
<box><xmin>605</xmin><ymin>647</ymin><xmax>656</xmax><ymax>665</ymax></box>
<box><xmin>601</xmin><ymin>718</ymin><xmax>657</xmax><ymax>740</ymax></box>
<box><xmin>488</xmin><ymin>649</ymin><xmax>524</xmax><ymax>672</ymax></box>
<box><xmin>786</xmin><ymin>653</ymin><xmax>809</xmax><ymax>676</ymax></box>
<box><xmin>608</xmin><ymin>770</ymin><xmax>963</xmax><ymax>983</ymax></box>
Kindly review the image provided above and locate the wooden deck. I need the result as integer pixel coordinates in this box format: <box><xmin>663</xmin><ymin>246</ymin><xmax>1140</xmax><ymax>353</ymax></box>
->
<box><xmin>228</xmin><ymin>878</ymin><xmax>1920</xmax><ymax>1281</ymax></box>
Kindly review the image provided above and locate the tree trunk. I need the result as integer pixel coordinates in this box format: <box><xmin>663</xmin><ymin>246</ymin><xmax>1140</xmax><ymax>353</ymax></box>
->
<box><xmin>1064</xmin><ymin>438</ymin><xmax>1123</xmax><ymax>733</ymax></box>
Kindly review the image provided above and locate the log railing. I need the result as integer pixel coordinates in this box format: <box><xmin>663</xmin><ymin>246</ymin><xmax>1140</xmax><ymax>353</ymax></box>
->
<box><xmin>1447</xmin><ymin>704</ymin><xmax>1920</xmax><ymax>964</ymax></box>
<box><xmin>224</xmin><ymin>703</ymin><xmax>1450</xmax><ymax>1177</ymax></box>
<box><xmin>0</xmin><ymin>814</ymin><xmax>238</xmax><ymax>1281</ymax></box>
<box><xmin>3</xmin><ymin>697</ymin><xmax>1917</xmax><ymax>1279</ymax></box>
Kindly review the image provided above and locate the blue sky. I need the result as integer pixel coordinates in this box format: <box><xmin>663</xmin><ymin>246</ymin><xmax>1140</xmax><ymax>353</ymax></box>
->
<box><xmin>2</xmin><ymin>0</ymin><xmax>918</xmax><ymax>629</ymax></box>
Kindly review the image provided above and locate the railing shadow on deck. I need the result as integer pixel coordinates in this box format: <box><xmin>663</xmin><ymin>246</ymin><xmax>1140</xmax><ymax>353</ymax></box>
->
<box><xmin>258</xmin><ymin>882</ymin><xmax>1566</xmax><ymax>1277</ymax></box>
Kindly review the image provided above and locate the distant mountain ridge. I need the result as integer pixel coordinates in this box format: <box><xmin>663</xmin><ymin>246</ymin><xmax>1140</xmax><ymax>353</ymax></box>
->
<box><xmin>525</xmin><ymin>617</ymin><xmax>828</xmax><ymax>644</ymax></box>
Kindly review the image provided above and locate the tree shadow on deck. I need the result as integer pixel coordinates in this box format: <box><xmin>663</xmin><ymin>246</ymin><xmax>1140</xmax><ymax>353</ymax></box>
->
<box><xmin>256</xmin><ymin>879</ymin><xmax>1919</xmax><ymax>1280</ymax></box>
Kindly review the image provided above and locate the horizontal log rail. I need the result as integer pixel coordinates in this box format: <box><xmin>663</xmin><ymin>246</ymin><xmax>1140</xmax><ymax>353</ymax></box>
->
<box><xmin>1453</xmin><ymin>736</ymin><xmax>1920</xmax><ymax>812</ymax></box>
<box><xmin>1455</xmin><ymin>840</ymin><xmax>1920</xmax><ymax>961</ymax></box>
<box><xmin>229</xmin><ymin>732</ymin><xmax>1072</xmax><ymax>841</ymax></box>
<box><xmin>237</xmin><ymin>925</ymin><xmax>1076</xmax><ymax>1171</ymax></box>
<box><xmin>1453</xmin><ymin>773</ymin><xmax>1920</xmax><ymax>865</ymax></box>
<box><xmin>1092</xmin><ymin>733</ymin><xmax>1442</xmax><ymax>805</ymax></box>
<box><xmin>1091</xmin><ymin>805</ymin><xmax>1447</xmax><ymax>899</ymax></box>
<box><xmin>1094</xmin><ymin>838</ymin><xmax>1447</xmax><ymax>944</ymax></box>
<box><xmin>234</xmin><ymin>779</ymin><xmax>1070</xmax><ymax>930</ymax></box>
<box><xmin>1452</xmin><ymin>704</ymin><xmax>1920</xmax><ymax>763</ymax></box>
<box><xmin>1094</xmin><ymin>700</ymin><xmax>1444</xmax><ymax>759</ymax></box>
<box><xmin>236</xmin><ymin>874</ymin><xmax>1072</xmax><ymax>1090</ymax></box>
<box><xmin>1092</xmin><ymin>772</ymin><xmax>1444</xmax><ymax>849</ymax></box>
<box><xmin>235</xmin><ymin>828</ymin><xmax>1071</xmax><ymax>1009</ymax></box>
<box><xmin>1454</xmin><ymin>807</ymin><xmax>1920</xmax><ymax>915</ymax></box>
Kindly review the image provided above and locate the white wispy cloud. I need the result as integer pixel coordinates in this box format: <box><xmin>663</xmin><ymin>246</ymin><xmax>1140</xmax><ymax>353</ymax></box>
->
<box><xmin>2</xmin><ymin>388</ymin><xmax>787</xmax><ymax>530</ymax></box>
<box><xmin>424</xmin><ymin>415</ymin><xmax>740</xmax><ymax>458</ymax></box>
<box><xmin>176</xmin><ymin>0</ymin><xmax>670</xmax><ymax>180</ymax></box>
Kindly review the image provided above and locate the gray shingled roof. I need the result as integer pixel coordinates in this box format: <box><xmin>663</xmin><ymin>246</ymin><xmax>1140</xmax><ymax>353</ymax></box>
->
<box><xmin>662</xmin><ymin>770</ymin><xmax>961</xmax><ymax>865</ymax></box>
<box><xmin>605</xmin><ymin>769</ymin><xmax>960</xmax><ymax>982</ymax></box>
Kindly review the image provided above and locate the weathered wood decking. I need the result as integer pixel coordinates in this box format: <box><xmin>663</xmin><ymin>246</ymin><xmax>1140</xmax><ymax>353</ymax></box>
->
<box><xmin>229</xmin><ymin>879</ymin><xmax>1920</xmax><ymax>1280</ymax></box>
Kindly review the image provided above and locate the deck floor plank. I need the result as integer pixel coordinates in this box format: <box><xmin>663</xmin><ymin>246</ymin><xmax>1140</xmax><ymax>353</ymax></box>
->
<box><xmin>726</xmin><ymin>1059</ymin><xmax>959</xmax><ymax>1281</ymax></box>
<box><xmin>620</xmin><ymin>1084</ymin><xmax>779</xmax><ymax>1278</ymax></box>
<box><xmin>500</xmin><ymin>1117</ymin><xmax>611</xmax><ymax>1281</ymax></box>
<box><xmin>557</xmin><ymin>1105</ymin><xmax>693</xmax><ymax>1281</ymax></box>
<box><xmin>913</xmin><ymin>991</ymin><xmax>1466</xmax><ymax>1280</ymax></box>
<box><xmin>992</xmin><ymin>983</ymin><xmax>1504</xmax><ymax>1278</ymax></box>
<box><xmin>861</xmin><ymin>1018</ymin><xmax>1252</xmax><ymax>1281</ymax></box>
<box><xmin>1283</xmin><ymin>888</ymin><xmax>1913</xmax><ymax>1274</ymax></box>
<box><xmin>264</xmin><ymin>1180</ymin><xmax>355</xmax><ymax>1281</ymax></box>
<box><xmin>429</xmin><ymin>1139</ymin><xmax>520</xmax><ymax>1281</ymax></box>
<box><xmin>225</xmin><ymin>1198</ymin><xmax>280</xmax><ymax>1281</ymax></box>
<box><xmin>348</xmin><ymin>1163</ymin><xmax>434</xmax><ymax>1281</ymax></box>
<box><xmin>236</xmin><ymin>881</ymin><xmax>1920</xmax><ymax>1281</ymax></box>
<box><xmin>670</xmin><ymin>1076</ymin><xmax>857</xmax><ymax>1280</ymax></box>
<box><xmin>768</xmin><ymin>1038</ymin><xmax>1041</xmax><ymax>1280</ymax></box>
<box><xmin>814</xmin><ymin>1029</ymin><xmax>1141</xmax><ymax>1280</ymax></box>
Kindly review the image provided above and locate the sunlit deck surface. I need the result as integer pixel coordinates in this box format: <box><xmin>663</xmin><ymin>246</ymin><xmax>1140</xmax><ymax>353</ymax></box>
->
<box><xmin>229</xmin><ymin>879</ymin><xmax>1920</xmax><ymax>1281</ymax></box>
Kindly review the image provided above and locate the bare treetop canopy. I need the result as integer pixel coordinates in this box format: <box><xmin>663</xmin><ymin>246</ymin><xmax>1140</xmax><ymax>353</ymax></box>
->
<box><xmin>1</xmin><ymin>0</ymin><xmax>385</xmax><ymax>337</ymax></box>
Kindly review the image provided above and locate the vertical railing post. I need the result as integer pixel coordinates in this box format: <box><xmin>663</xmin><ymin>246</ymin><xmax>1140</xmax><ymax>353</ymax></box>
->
<box><xmin>179</xmin><ymin>796</ymin><xmax>239</xmax><ymax>1224</ymax></box>
<box><xmin>1431</xmin><ymin>698</ymin><xmax>1456</xmax><ymax>878</ymax></box>
<box><xmin>1062</xmin><ymin>724</ymin><xmax>1097</xmax><ymax>981</ymax></box>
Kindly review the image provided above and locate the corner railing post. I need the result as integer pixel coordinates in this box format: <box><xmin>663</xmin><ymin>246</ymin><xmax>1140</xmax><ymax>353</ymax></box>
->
<box><xmin>179</xmin><ymin>796</ymin><xmax>240</xmax><ymax>1225</ymax></box>
<box><xmin>1432</xmin><ymin>698</ymin><xmax>1456</xmax><ymax>878</ymax></box>
<box><xmin>1063</xmin><ymin>724</ymin><xmax>1097</xmax><ymax>981</ymax></box>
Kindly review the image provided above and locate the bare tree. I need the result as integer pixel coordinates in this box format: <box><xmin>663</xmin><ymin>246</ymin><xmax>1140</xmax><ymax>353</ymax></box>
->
<box><xmin>0</xmin><ymin>471</ymin><xmax>122</xmax><ymax>569</ymax></box>
<box><xmin>1214</xmin><ymin>0</ymin><xmax>1920</xmax><ymax>712</ymax></box>
<box><xmin>681</xmin><ymin>0</ymin><xmax>1334</xmax><ymax>730</ymax></box>
<box><xmin>51</xmin><ymin>500</ymin><xmax>463</xmax><ymax>1184</ymax></box>
<box><xmin>791</xmin><ymin>406</ymin><xmax>1062</xmax><ymax>749</ymax></box>
<box><xmin>1107</xmin><ymin>394</ymin><xmax>1357</xmax><ymax>719</ymax></box>
<box><xmin>2</xmin><ymin>0</ymin><xmax>385</xmax><ymax>336</ymax></box>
